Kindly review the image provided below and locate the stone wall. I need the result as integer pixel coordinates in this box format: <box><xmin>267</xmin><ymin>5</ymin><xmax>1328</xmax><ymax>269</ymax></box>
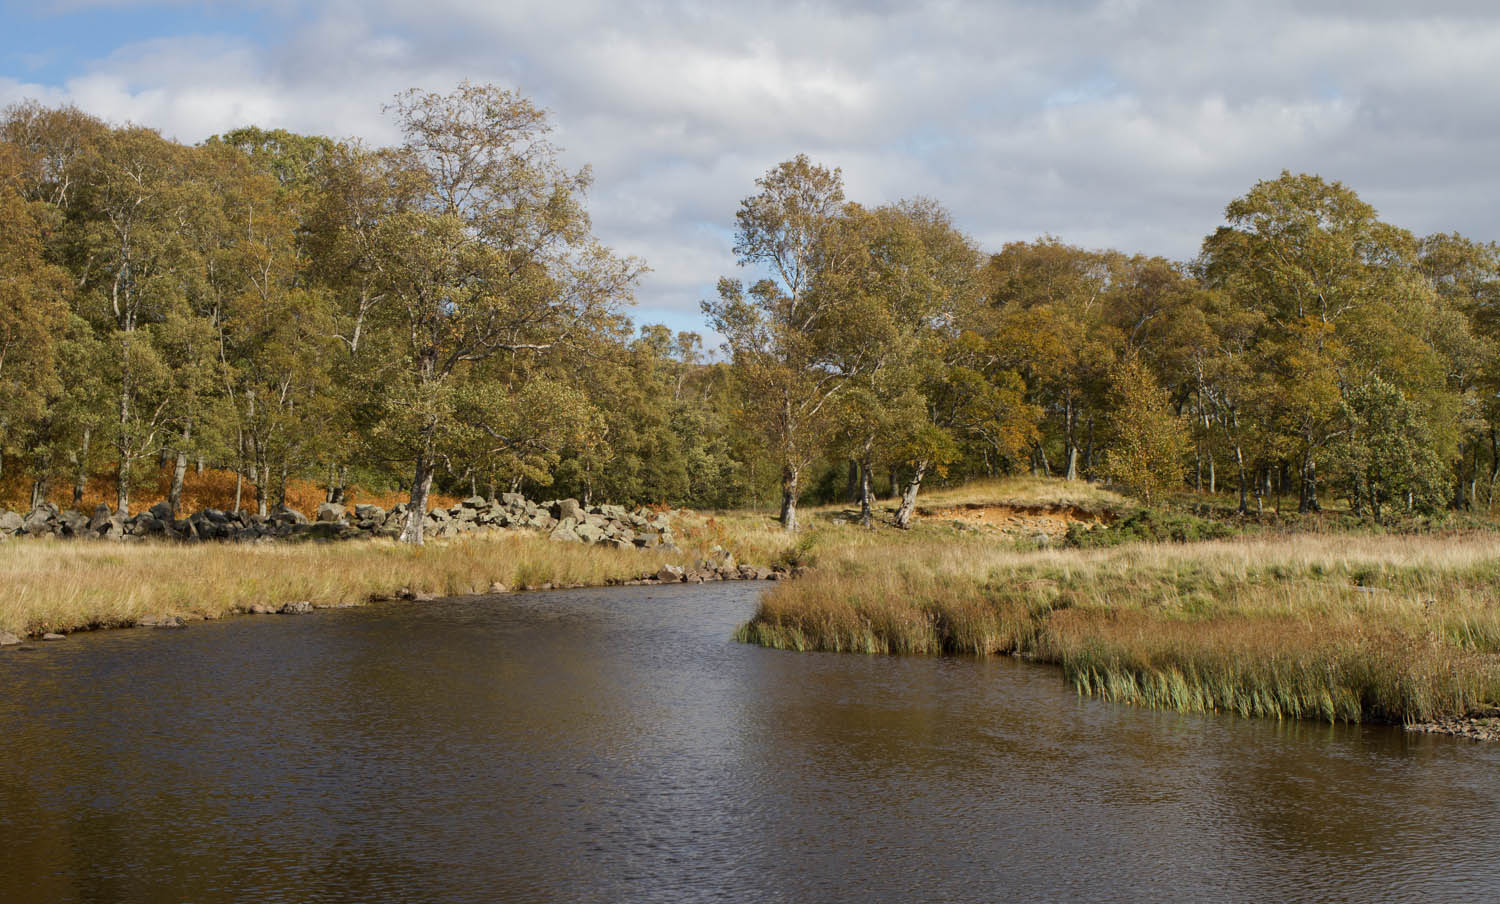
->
<box><xmin>0</xmin><ymin>494</ymin><xmax>678</xmax><ymax>551</ymax></box>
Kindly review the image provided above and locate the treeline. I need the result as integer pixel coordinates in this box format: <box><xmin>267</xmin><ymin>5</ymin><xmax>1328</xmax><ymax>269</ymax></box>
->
<box><xmin>0</xmin><ymin>84</ymin><xmax>758</xmax><ymax>543</ymax></box>
<box><xmin>3</xmin><ymin>83</ymin><xmax>1498</xmax><ymax>540</ymax></box>
<box><xmin>707</xmin><ymin>156</ymin><xmax>1500</xmax><ymax>529</ymax></box>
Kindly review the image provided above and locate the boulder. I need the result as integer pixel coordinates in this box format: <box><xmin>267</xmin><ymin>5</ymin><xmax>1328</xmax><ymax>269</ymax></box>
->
<box><xmin>0</xmin><ymin>511</ymin><xmax>23</xmax><ymax>534</ymax></box>
<box><xmin>574</xmin><ymin>521</ymin><xmax>604</xmax><ymax>543</ymax></box>
<box><xmin>279</xmin><ymin>600</ymin><xmax>314</xmax><ymax>615</ymax></box>
<box><xmin>248</xmin><ymin>603</ymin><xmax>276</xmax><ymax>615</ymax></box>
<box><xmin>488</xmin><ymin>582</ymin><xmax>510</xmax><ymax>594</ymax></box>
<box><xmin>87</xmin><ymin>504</ymin><xmax>113</xmax><ymax>532</ymax></box>
<box><xmin>549</xmin><ymin>524</ymin><xmax>582</xmax><ymax>543</ymax></box>
<box><xmin>41</xmin><ymin>633</ymin><xmax>65</xmax><ymax>641</ymax></box>
<box><xmin>551</xmin><ymin>498</ymin><xmax>586</xmax><ymax>523</ymax></box>
<box><xmin>501</xmin><ymin>492</ymin><xmax>526</xmax><ymax>509</ymax></box>
<box><xmin>316</xmin><ymin>502</ymin><xmax>346</xmax><ymax>523</ymax></box>
<box><xmin>354</xmin><ymin>504</ymin><xmax>386</xmax><ymax>522</ymax></box>
<box><xmin>58</xmin><ymin>510</ymin><xmax>89</xmax><ymax>537</ymax></box>
<box><xmin>138</xmin><ymin>614</ymin><xmax>186</xmax><ymax>629</ymax></box>
<box><xmin>0</xmin><ymin>631</ymin><xmax>20</xmax><ymax>645</ymax></box>
<box><xmin>461</xmin><ymin>495</ymin><xmax>487</xmax><ymax>509</ymax></box>
<box><xmin>273</xmin><ymin>505</ymin><xmax>309</xmax><ymax>525</ymax></box>
<box><xmin>21</xmin><ymin>510</ymin><xmax>55</xmax><ymax>536</ymax></box>
<box><xmin>148</xmin><ymin>500</ymin><xmax>175</xmax><ymax>521</ymax></box>
<box><xmin>656</xmin><ymin>564</ymin><xmax>686</xmax><ymax>583</ymax></box>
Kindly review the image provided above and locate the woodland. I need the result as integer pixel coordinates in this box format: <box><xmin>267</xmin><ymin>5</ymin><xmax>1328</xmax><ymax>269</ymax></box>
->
<box><xmin>2</xmin><ymin>82</ymin><xmax>1498</xmax><ymax>544</ymax></box>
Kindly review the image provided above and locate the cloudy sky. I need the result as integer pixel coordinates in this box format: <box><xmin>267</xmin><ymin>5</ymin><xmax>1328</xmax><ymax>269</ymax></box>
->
<box><xmin>4</xmin><ymin>0</ymin><xmax>1500</xmax><ymax>336</ymax></box>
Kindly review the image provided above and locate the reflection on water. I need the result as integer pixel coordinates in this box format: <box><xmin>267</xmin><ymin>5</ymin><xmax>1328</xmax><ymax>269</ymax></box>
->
<box><xmin>2</xmin><ymin>583</ymin><xmax>1498</xmax><ymax>903</ymax></box>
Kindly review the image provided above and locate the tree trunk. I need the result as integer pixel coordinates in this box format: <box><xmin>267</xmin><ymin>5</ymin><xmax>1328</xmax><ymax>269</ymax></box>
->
<box><xmin>233</xmin><ymin>468</ymin><xmax>243</xmax><ymax>513</ymax></box>
<box><xmin>116</xmin><ymin>380</ymin><xmax>131</xmax><ymax>516</ymax></box>
<box><xmin>1298</xmin><ymin>456</ymin><xmax>1319</xmax><ymax>514</ymax></box>
<box><xmin>859</xmin><ymin>454</ymin><xmax>874</xmax><ymax>528</ymax></box>
<box><xmin>1233</xmin><ymin>444</ymin><xmax>1247</xmax><ymax>514</ymax></box>
<box><xmin>402</xmin><ymin>454</ymin><xmax>435</xmax><ymax>545</ymax></box>
<box><xmin>846</xmin><ymin>459</ymin><xmax>860</xmax><ymax>505</ymax></box>
<box><xmin>779</xmin><ymin>463</ymin><xmax>800</xmax><ymax>531</ymax></box>
<box><xmin>168</xmin><ymin>421</ymin><xmax>191</xmax><ymax>518</ymax></box>
<box><xmin>1065</xmin><ymin>443</ymin><xmax>1079</xmax><ymax>482</ymax></box>
<box><xmin>894</xmin><ymin>460</ymin><xmax>929</xmax><ymax>529</ymax></box>
<box><xmin>30</xmin><ymin>467</ymin><xmax>49</xmax><ymax>511</ymax></box>
<box><xmin>73</xmin><ymin>426</ymin><xmax>91</xmax><ymax>507</ymax></box>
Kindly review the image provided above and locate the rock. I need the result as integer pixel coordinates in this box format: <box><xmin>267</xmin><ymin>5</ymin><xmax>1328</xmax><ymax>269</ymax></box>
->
<box><xmin>248</xmin><ymin>603</ymin><xmax>276</xmax><ymax>615</ymax></box>
<box><xmin>272</xmin><ymin>505</ymin><xmax>309</xmax><ymax>525</ymax></box>
<box><xmin>138</xmin><ymin>614</ymin><xmax>186</xmax><ymax>629</ymax></box>
<box><xmin>549</xmin><ymin>525</ymin><xmax>582</xmax><ymax>543</ymax></box>
<box><xmin>461</xmin><ymin>495</ymin><xmax>487</xmax><ymax>508</ymax></box>
<box><xmin>21</xmin><ymin>510</ymin><xmax>55</xmax><ymax>536</ymax></box>
<box><xmin>41</xmin><ymin>632</ymin><xmax>65</xmax><ymax>641</ymax></box>
<box><xmin>0</xmin><ymin>631</ymin><xmax>20</xmax><ymax>645</ymax></box>
<box><xmin>412</xmin><ymin>591</ymin><xmax>437</xmax><ymax>602</ymax></box>
<box><xmin>0</xmin><ymin>511</ymin><xmax>23</xmax><ymax>534</ymax></box>
<box><xmin>551</xmin><ymin>498</ymin><xmax>586</xmax><ymax>523</ymax></box>
<box><xmin>279</xmin><ymin>600</ymin><xmax>314</xmax><ymax>614</ymax></box>
<box><xmin>147</xmin><ymin>500</ymin><xmax>174</xmax><ymax>521</ymax></box>
<box><xmin>501</xmin><ymin>492</ymin><xmax>526</xmax><ymax>509</ymax></box>
<box><xmin>575</xmin><ymin>522</ymin><xmax>604</xmax><ymax>543</ymax></box>
<box><xmin>488</xmin><ymin>582</ymin><xmax>510</xmax><ymax>594</ymax></box>
<box><xmin>87</xmin><ymin>504</ymin><xmax>113</xmax><ymax>532</ymax></box>
<box><xmin>203</xmin><ymin>508</ymin><xmax>230</xmax><ymax>524</ymax></box>
<box><xmin>316</xmin><ymin>502</ymin><xmax>346</xmax><ymax>523</ymax></box>
<box><xmin>656</xmin><ymin>564</ymin><xmax>686</xmax><ymax>583</ymax></box>
<box><xmin>58</xmin><ymin>510</ymin><xmax>90</xmax><ymax>536</ymax></box>
<box><xmin>354</xmin><ymin>503</ymin><xmax>386</xmax><ymax>522</ymax></box>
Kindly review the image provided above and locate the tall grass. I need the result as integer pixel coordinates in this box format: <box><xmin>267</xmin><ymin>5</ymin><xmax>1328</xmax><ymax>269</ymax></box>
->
<box><xmin>0</xmin><ymin>534</ymin><xmax>686</xmax><ymax>636</ymax></box>
<box><xmin>737</xmin><ymin>532</ymin><xmax>1500</xmax><ymax>724</ymax></box>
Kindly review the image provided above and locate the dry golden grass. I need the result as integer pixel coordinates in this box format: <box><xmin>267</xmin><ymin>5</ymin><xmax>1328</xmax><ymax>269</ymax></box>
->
<box><xmin>916</xmin><ymin>475</ymin><xmax>1129</xmax><ymax>511</ymax></box>
<box><xmin>0</xmin><ymin>533</ymin><xmax>691</xmax><ymax>636</ymax></box>
<box><xmin>738</xmin><ymin>530</ymin><xmax>1500</xmax><ymax>723</ymax></box>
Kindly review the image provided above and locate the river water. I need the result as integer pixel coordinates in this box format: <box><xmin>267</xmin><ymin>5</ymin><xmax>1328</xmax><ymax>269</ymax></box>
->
<box><xmin>2</xmin><ymin>583</ymin><xmax>1498</xmax><ymax>902</ymax></box>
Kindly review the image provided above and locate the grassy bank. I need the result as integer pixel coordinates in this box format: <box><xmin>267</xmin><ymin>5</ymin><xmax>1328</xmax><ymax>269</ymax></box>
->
<box><xmin>737</xmin><ymin>529</ymin><xmax>1500</xmax><ymax>724</ymax></box>
<box><xmin>0</xmin><ymin>533</ymin><xmax>696</xmax><ymax>637</ymax></box>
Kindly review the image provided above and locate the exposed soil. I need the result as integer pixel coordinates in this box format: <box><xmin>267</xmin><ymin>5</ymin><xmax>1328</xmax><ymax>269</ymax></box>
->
<box><xmin>917</xmin><ymin>502</ymin><xmax>1113</xmax><ymax>539</ymax></box>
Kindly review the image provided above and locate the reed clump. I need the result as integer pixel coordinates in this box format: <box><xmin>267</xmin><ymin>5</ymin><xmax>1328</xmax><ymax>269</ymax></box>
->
<box><xmin>738</xmin><ymin>532</ymin><xmax>1500</xmax><ymax>724</ymax></box>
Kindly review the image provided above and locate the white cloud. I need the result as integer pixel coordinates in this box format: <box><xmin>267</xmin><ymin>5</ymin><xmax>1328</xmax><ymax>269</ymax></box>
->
<box><xmin>8</xmin><ymin>0</ymin><xmax>1500</xmax><ymax>335</ymax></box>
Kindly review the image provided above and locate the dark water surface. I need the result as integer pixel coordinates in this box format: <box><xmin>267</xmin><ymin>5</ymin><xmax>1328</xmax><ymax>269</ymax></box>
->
<box><xmin>2</xmin><ymin>583</ymin><xmax>1499</xmax><ymax>903</ymax></box>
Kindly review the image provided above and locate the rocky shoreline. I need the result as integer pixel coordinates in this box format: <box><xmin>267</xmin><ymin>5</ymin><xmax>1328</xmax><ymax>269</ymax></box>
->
<box><xmin>0</xmin><ymin>493</ymin><xmax>679</xmax><ymax>550</ymax></box>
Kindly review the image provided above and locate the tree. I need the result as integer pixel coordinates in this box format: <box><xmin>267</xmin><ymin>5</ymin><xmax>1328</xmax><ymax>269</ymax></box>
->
<box><xmin>0</xmin><ymin>143</ymin><xmax>70</xmax><ymax>485</ymax></box>
<box><xmin>1103</xmin><ymin>356</ymin><xmax>1188</xmax><ymax>505</ymax></box>
<box><xmin>1199</xmin><ymin>171</ymin><xmax>1424</xmax><ymax>513</ymax></box>
<box><xmin>369</xmin><ymin>82</ymin><xmax>640</xmax><ymax>544</ymax></box>
<box><xmin>704</xmin><ymin>155</ymin><xmax>851</xmax><ymax>531</ymax></box>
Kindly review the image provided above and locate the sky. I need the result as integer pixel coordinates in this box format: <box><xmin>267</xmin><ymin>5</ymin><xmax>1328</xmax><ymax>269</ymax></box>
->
<box><xmin>5</xmin><ymin>0</ymin><xmax>1500</xmax><ymax>338</ymax></box>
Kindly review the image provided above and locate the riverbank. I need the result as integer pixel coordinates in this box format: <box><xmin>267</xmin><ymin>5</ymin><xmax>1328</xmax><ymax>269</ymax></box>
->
<box><xmin>737</xmin><ymin>527</ymin><xmax>1500</xmax><ymax>727</ymax></box>
<box><xmin>0</xmin><ymin>513</ymin><xmax>799</xmax><ymax>640</ymax></box>
<box><xmin>10</xmin><ymin>476</ymin><xmax>1500</xmax><ymax>737</ymax></box>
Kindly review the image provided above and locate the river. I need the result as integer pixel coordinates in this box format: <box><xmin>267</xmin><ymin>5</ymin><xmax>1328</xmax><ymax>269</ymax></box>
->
<box><xmin>2</xmin><ymin>583</ymin><xmax>1498</xmax><ymax>902</ymax></box>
